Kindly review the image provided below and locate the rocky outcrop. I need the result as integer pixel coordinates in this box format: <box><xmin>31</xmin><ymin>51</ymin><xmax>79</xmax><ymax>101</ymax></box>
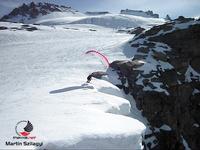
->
<box><xmin>120</xmin><ymin>9</ymin><xmax>159</xmax><ymax>18</ymax></box>
<box><xmin>165</xmin><ymin>15</ymin><xmax>172</xmax><ymax>21</ymax></box>
<box><xmin>0</xmin><ymin>2</ymin><xmax>72</xmax><ymax>23</ymax></box>
<box><xmin>0</xmin><ymin>26</ymin><xmax>8</xmax><ymax>30</ymax></box>
<box><xmin>111</xmin><ymin>17</ymin><xmax>200</xmax><ymax>150</ymax></box>
<box><xmin>128</xmin><ymin>27</ymin><xmax>145</xmax><ymax>35</ymax></box>
<box><xmin>117</xmin><ymin>27</ymin><xmax>145</xmax><ymax>35</ymax></box>
<box><xmin>85</xmin><ymin>11</ymin><xmax>110</xmax><ymax>15</ymax></box>
<box><xmin>0</xmin><ymin>24</ymin><xmax>38</xmax><ymax>32</ymax></box>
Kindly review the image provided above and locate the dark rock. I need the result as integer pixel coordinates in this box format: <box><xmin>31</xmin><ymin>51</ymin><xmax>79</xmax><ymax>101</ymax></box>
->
<box><xmin>11</xmin><ymin>27</ymin><xmax>21</xmax><ymax>30</ymax></box>
<box><xmin>21</xmin><ymin>24</ymin><xmax>29</xmax><ymax>27</ymax></box>
<box><xmin>137</xmin><ymin>47</ymin><xmax>149</xmax><ymax>53</ymax></box>
<box><xmin>146</xmin><ymin>10</ymin><xmax>159</xmax><ymax>18</ymax></box>
<box><xmin>25</xmin><ymin>27</ymin><xmax>38</xmax><ymax>31</ymax></box>
<box><xmin>111</xmin><ymin>18</ymin><xmax>200</xmax><ymax>150</ymax></box>
<box><xmin>148</xmin><ymin>82</ymin><xmax>157</xmax><ymax>89</ymax></box>
<box><xmin>168</xmin><ymin>57</ymin><xmax>188</xmax><ymax>74</ymax></box>
<box><xmin>116</xmin><ymin>84</ymin><xmax>123</xmax><ymax>89</ymax></box>
<box><xmin>154</xmin><ymin>130</ymin><xmax>184</xmax><ymax>150</ymax></box>
<box><xmin>143</xmin><ymin>79</ymin><xmax>150</xmax><ymax>86</ymax></box>
<box><xmin>149</xmin><ymin>24</ymin><xmax>200</xmax><ymax>57</ymax></box>
<box><xmin>120</xmin><ymin>9</ymin><xmax>159</xmax><ymax>18</ymax></box>
<box><xmin>0</xmin><ymin>26</ymin><xmax>8</xmax><ymax>30</ymax></box>
<box><xmin>131</xmin><ymin>43</ymin><xmax>140</xmax><ymax>47</ymax></box>
<box><xmin>190</xmin><ymin>57</ymin><xmax>200</xmax><ymax>73</ymax></box>
<box><xmin>89</xmin><ymin>29</ymin><xmax>97</xmax><ymax>31</ymax></box>
<box><xmin>123</xmin><ymin>87</ymin><xmax>129</xmax><ymax>94</ymax></box>
<box><xmin>128</xmin><ymin>27</ymin><xmax>145</xmax><ymax>36</ymax></box>
<box><xmin>30</xmin><ymin>5</ymin><xmax>39</xmax><ymax>18</ymax></box>
<box><xmin>152</xmin><ymin>50</ymin><xmax>168</xmax><ymax>62</ymax></box>
<box><xmin>137</xmin><ymin>91</ymin><xmax>167</xmax><ymax>127</ymax></box>
<box><xmin>110</xmin><ymin>60</ymin><xmax>144</xmax><ymax>75</ymax></box>
<box><xmin>136</xmin><ymin>23</ymin><xmax>174</xmax><ymax>39</ymax></box>
<box><xmin>165</xmin><ymin>14</ymin><xmax>172</xmax><ymax>21</ymax></box>
<box><xmin>175</xmin><ymin>16</ymin><xmax>194</xmax><ymax>23</ymax></box>
<box><xmin>132</xmin><ymin>54</ymin><xmax>147</xmax><ymax>60</ymax></box>
<box><xmin>160</xmin><ymin>69</ymin><xmax>178</xmax><ymax>87</ymax></box>
<box><xmin>143</xmin><ymin>41</ymin><xmax>155</xmax><ymax>48</ymax></box>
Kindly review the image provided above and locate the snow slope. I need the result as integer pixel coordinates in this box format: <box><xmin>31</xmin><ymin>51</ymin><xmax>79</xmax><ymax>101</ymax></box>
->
<box><xmin>1</xmin><ymin>2</ymin><xmax>164</xmax><ymax>29</ymax></box>
<box><xmin>32</xmin><ymin>11</ymin><xmax>86</xmax><ymax>25</ymax></box>
<box><xmin>0</xmin><ymin>22</ymin><xmax>145</xmax><ymax>149</ymax></box>
<box><xmin>37</xmin><ymin>13</ymin><xmax>165</xmax><ymax>29</ymax></box>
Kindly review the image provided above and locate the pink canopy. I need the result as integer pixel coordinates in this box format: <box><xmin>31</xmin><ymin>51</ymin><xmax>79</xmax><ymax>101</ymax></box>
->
<box><xmin>85</xmin><ymin>50</ymin><xmax>110</xmax><ymax>68</ymax></box>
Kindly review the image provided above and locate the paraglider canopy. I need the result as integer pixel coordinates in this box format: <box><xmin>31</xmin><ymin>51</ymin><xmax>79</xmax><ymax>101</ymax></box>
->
<box><xmin>85</xmin><ymin>49</ymin><xmax>110</xmax><ymax>68</ymax></box>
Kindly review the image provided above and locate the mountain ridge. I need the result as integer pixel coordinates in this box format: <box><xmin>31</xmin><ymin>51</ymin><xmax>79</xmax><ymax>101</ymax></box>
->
<box><xmin>110</xmin><ymin>16</ymin><xmax>200</xmax><ymax>149</ymax></box>
<box><xmin>0</xmin><ymin>2</ymin><xmax>79</xmax><ymax>23</ymax></box>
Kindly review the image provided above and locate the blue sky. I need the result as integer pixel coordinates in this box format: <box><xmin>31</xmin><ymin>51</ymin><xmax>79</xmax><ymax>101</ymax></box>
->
<box><xmin>66</xmin><ymin>0</ymin><xmax>200</xmax><ymax>18</ymax></box>
<box><xmin>0</xmin><ymin>0</ymin><xmax>200</xmax><ymax>18</ymax></box>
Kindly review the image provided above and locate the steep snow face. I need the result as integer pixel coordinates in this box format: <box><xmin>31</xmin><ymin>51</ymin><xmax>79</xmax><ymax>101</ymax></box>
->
<box><xmin>27</xmin><ymin>11</ymin><xmax>86</xmax><ymax>24</ymax></box>
<box><xmin>20</xmin><ymin>12</ymin><xmax>165</xmax><ymax>29</ymax></box>
<box><xmin>70</xmin><ymin>14</ymin><xmax>165</xmax><ymax>29</ymax></box>
<box><xmin>0</xmin><ymin>22</ymin><xmax>145</xmax><ymax>149</ymax></box>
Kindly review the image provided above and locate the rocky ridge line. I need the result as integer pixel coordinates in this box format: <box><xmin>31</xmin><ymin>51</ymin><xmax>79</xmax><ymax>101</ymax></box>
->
<box><xmin>110</xmin><ymin>16</ymin><xmax>200</xmax><ymax>150</ymax></box>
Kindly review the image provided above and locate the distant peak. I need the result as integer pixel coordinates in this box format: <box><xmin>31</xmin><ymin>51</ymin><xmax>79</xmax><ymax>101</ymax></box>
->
<box><xmin>120</xmin><ymin>9</ymin><xmax>159</xmax><ymax>18</ymax></box>
<box><xmin>0</xmin><ymin>2</ymin><xmax>75</xmax><ymax>23</ymax></box>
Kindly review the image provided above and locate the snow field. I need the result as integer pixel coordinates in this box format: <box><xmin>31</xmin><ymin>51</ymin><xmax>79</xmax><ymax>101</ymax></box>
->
<box><xmin>0</xmin><ymin>22</ymin><xmax>145</xmax><ymax>149</ymax></box>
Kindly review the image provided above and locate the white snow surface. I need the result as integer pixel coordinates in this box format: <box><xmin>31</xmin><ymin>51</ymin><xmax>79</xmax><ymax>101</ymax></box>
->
<box><xmin>182</xmin><ymin>136</ymin><xmax>191</xmax><ymax>150</ymax></box>
<box><xmin>0</xmin><ymin>21</ymin><xmax>147</xmax><ymax>149</ymax></box>
<box><xmin>4</xmin><ymin>10</ymin><xmax>165</xmax><ymax>29</ymax></box>
<box><xmin>69</xmin><ymin>14</ymin><xmax>165</xmax><ymax>29</ymax></box>
<box><xmin>185</xmin><ymin>65</ymin><xmax>200</xmax><ymax>82</ymax></box>
<box><xmin>159</xmin><ymin>124</ymin><xmax>172</xmax><ymax>131</ymax></box>
<box><xmin>192</xmin><ymin>88</ymin><xmax>200</xmax><ymax>95</ymax></box>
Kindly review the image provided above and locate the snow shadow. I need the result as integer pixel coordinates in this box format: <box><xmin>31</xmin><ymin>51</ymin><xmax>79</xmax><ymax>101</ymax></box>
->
<box><xmin>121</xmin><ymin>42</ymin><xmax>137</xmax><ymax>58</ymax></box>
<box><xmin>98</xmin><ymin>86</ymin><xmax>124</xmax><ymax>98</ymax></box>
<box><xmin>49</xmin><ymin>85</ymin><xmax>93</xmax><ymax>94</ymax></box>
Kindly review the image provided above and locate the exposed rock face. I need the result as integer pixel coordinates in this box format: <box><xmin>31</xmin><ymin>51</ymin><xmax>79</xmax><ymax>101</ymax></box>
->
<box><xmin>117</xmin><ymin>27</ymin><xmax>145</xmax><ymax>35</ymax></box>
<box><xmin>111</xmin><ymin>17</ymin><xmax>200</xmax><ymax>150</ymax></box>
<box><xmin>85</xmin><ymin>11</ymin><xmax>110</xmax><ymax>15</ymax></box>
<box><xmin>0</xmin><ymin>26</ymin><xmax>8</xmax><ymax>30</ymax></box>
<box><xmin>128</xmin><ymin>27</ymin><xmax>145</xmax><ymax>35</ymax></box>
<box><xmin>165</xmin><ymin>15</ymin><xmax>172</xmax><ymax>21</ymax></box>
<box><xmin>120</xmin><ymin>9</ymin><xmax>159</xmax><ymax>18</ymax></box>
<box><xmin>0</xmin><ymin>2</ymin><xmax>72</xmax><ymax>23</ymax></box>
<box><xmin>149</xmin><ymin>24</ymin><xmax>200</xmax><ymax>57</ymax></box>
<box><xmin>0</xmin><ymin>24</ymin><xmax>38</xmax><ymax>32</ymax></box>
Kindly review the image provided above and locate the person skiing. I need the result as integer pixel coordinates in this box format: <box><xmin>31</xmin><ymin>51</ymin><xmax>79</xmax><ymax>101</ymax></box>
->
<box><xmin>87</xmin><ymin>71</ymin><xmax>108</xmax><ymax>83</ymax></box>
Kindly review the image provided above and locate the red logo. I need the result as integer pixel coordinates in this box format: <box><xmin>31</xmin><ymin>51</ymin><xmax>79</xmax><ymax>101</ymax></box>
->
<box><xmin>15</xmin><ymin>120</ymin><xmax>33</xmax><ymax>137</ymax></box>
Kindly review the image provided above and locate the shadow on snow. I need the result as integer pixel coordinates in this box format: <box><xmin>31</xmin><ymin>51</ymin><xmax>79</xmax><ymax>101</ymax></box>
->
<box><xmin>49</xmin><ymin>85</ymin><xmax>94</xmax><ymax>94</ymax></box>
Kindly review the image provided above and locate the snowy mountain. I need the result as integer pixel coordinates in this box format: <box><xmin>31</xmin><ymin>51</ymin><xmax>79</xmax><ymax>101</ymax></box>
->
<box><xmin>0</xmin><ymin>2</ymin><xmax>164</xmax><ymax>29</ymax></box>
<box><xmin>1</xmin><ymin>1</ymin><xmax>198</xmax><ymax>150</ymax></box>
<box><xmin>69</xmin><ymin>14</ymin><xmax>164</xmax><ymax>29</ymax></box>
<box><xmin>0</xmin><ymin>2</ymin><xmax>83</xmax><ymax>23</ymax></box>
<box><xmin>0</xmin><ymin>7</ymin><xmax>154</xmax><ymax>148</ymax></box>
